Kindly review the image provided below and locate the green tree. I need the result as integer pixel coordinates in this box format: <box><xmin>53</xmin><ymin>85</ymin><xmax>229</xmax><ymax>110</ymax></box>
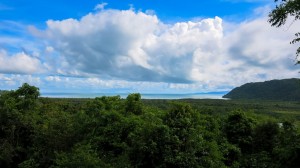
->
<box><xmin>0</xmin><ymin>83</ymin><xmax>40</xmax><ymax>167</ymax></box>
<box><xmin>224</xmin><ymin>111</ymin><xmax>255</xmax><ymax>154</ymax></box>
<box><xmin>88</xmin><ymin>110</ymin><xmax>135</xmax><ymax>167</ymax></box>
<box><xmin>253</xmin><ymin>121</ymin><xmax>280</xmax><ymax>153</ymax></box>
<box><xmin>163</xmin><ymin>102</ymin><xmax>224</xmax><ymax>168</ymax></box>
<box><xmin>274</xmin><ymin>121</ymin><xmax>300</xmax><ymax>168</ymax></box>
<box><xmin>53</xmin><ymin>144</ymin><xmax>106</xmax><ymax>168</ymax></box>
<box><xmin>85</xmin><ymin>96</ymin><xmax>122</xmax><ymax>117</ymax></box>
<box><xmin>269</xmin><ymin>0</ymin><xmax>300</xmax><ymax>62</ymax></box>
<box><xmin>15</xmin><ymin>83</ymin><xmax>40</xmax><ymax>111</ymax></box>
<box><xmin>29</xmin><ymin>109</ymin><xmax>76</xmax><ymax>167</ymax></box>
<box><xmin>125</xmin><ymin>93</ymin><xmax>143</xmax><ymax>115</ymax></box>
<box><xmin>127</xmin><ymin>110</ymin><xmax>169</xmax><ymax>168</ymax></box>
<box><xmin>240</xmin><ymin>121</ymin><xmax>281</xmax><ymax>168</ymax></box>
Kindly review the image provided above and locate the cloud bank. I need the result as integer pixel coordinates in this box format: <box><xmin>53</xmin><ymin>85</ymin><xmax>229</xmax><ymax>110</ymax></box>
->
<box><xmin>44</xmin><ymin>10</ymin><xmax>225</xmax><ymax>83</ymax></box>
<box><xmin>40</xmin><ymin>8</ymin><xmax>299</xmax><ymax>85</ymax></box>
<box><xmin>1</xmin><ymin>6</ymin><xmax>299</xmax><ymax>92</ymax></box>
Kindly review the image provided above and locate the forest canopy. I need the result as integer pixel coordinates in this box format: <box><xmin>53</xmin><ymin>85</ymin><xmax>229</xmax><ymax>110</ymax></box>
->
<box><xmin>0</xmin><ymin>83</ymin><xmax>299</xmax><ymax>168</ymax></box>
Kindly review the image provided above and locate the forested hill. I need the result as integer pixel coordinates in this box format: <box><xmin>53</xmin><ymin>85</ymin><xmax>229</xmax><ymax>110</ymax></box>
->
<box><xmin>223</xmin><ymin>78</ymin><xmax>300</xmax><ymax>101</ymax></box>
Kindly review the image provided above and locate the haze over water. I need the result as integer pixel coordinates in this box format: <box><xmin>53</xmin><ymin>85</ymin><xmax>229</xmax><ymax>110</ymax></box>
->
<box><xmin>41</xmin><ymin>92</ymin><xmax>227</xmax><ymax>99</ymax></box>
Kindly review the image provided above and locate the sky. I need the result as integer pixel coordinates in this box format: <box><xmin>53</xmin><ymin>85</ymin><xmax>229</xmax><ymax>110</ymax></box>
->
<box><xmin>0</xmin><ymin>0</ymin><xmax>299</xmax><ymax>94</ymax></box>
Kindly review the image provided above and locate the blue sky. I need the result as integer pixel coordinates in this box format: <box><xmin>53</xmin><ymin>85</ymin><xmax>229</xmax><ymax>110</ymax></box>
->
<box><xmin>0</xmin><ymin>0</ymin><xmax>299</xmax><ymax>94</ymax></box>
<box><xmin>1</xmin><ymin>0</ymin><xmax>269</xmax><ymax>23</ymax></box>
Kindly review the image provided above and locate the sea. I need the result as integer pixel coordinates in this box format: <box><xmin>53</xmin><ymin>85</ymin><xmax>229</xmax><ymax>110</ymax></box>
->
<box><xmin>41</xmin><ymin>92</ymin><xmax>228</xmax><ymax>99</ymax></box>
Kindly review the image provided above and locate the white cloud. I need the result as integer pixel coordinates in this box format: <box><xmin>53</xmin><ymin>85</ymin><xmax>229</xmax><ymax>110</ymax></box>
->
<box><xmin>0</xmin><ymin>21</ymin><xmax>47</xmax><ymax>68</ymax></box>
<box><xmin>45</xmin><ymin>46</ymin><xmax>54</xmax><ymax>53</ymax></box>
<box><xmin>0</xmin><ymin>74</ymin><xmax>41</xmax><ymax>89</ymax></box>
<box><xmin>0</xmin><ymin>50</ymin><xmax>43</xmax><ymax>74</ymax></box>
<box><xmin>224</xmin><ymin>17</ymin><xmax>299</xmax><ymax>79</ymax></box>
<box><xmin>5</xmin><ymin>75</ymin><xmax>218</xmax><ymax>93</ymax></box>
<box><xmin>94</xmin><ymin>3</ymin><xmax>108</xmax><ymax>11</ymax></box>
<box><xmin>43</xmin><ymin>9</ymin><xmax>226</xmax><ymax>83</ymax></box>
<box><xmin>45</xmin><ymin>76</ymin><xmax>61</xmax><ymax>82</ymax></box>
<box><xmin>19</xmin><ymin>8</ymin><xmax>298</xmax><ymax>92</ymax></box>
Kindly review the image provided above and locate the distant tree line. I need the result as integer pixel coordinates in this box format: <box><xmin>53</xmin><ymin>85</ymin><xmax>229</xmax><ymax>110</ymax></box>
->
<box><xmin>0</xmin><ymin>83</ymin><xmax>299</xmax><ymax>167</ymax></box>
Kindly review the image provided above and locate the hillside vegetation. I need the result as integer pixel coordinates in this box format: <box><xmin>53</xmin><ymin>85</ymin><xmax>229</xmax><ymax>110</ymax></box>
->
<box><xmin>223</xmin><ymin>78</ymin><xmax>300</xmax><ymax>101</ymax></box>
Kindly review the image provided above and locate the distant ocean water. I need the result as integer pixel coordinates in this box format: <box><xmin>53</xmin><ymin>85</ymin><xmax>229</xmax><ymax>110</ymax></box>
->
<box><xmin>41</xmin><ymin>92</ymin><xmax>228</xmax><ymax>99</ymax></box>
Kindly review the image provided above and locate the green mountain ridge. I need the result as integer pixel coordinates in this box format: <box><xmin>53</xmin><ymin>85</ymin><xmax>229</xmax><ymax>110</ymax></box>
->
<box><xmin>223</xmin><ymin>78</ymin><xmax>300</xmax><ymax>101</ymax></box>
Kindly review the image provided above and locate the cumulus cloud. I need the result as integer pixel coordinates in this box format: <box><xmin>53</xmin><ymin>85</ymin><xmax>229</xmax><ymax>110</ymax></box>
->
<box><xmin>43</xmin><ymin>9</ymin><xmax>225</xmax><ymax>83</ymax></box>
<box><xmin>223</xmin><ymin>17</ymin><xmax>299</xmax><ymax>81</ymax></box>
<box><xmin>0</xmin><ymin>50</ymin><xmax>43</xmax><ymax>74</ymax></box>
<box><xmin>30</xmin><ymin>8</ymin><xmax>299</xmax><ymax>91</ymax></box>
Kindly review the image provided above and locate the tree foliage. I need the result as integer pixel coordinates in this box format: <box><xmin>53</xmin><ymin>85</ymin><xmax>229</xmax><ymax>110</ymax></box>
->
<box><xmin>269</xmin><ymin>0</ymin><xmax>300</xmax><ymax>62</ymax></box>
<box><xmin>0</xmin><ymin>84</ymin><xmax>299</xmax><ymax>167</ymax></box>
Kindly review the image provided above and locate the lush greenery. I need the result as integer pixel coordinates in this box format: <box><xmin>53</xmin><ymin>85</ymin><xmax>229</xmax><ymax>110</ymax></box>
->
<box><xmin>223</xmin><ymin>78</ymin><xmax>300</xmax><ymax>101</ymax></box>
<box><xmin>269</xmin><ymin>0</ymin><xmax>300</xmax><ymax>60</ymax></box>
<box><xmin>1</xmin><ymin>83</ymin><xmax>300</xmax><ymax>167</ymax></box>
